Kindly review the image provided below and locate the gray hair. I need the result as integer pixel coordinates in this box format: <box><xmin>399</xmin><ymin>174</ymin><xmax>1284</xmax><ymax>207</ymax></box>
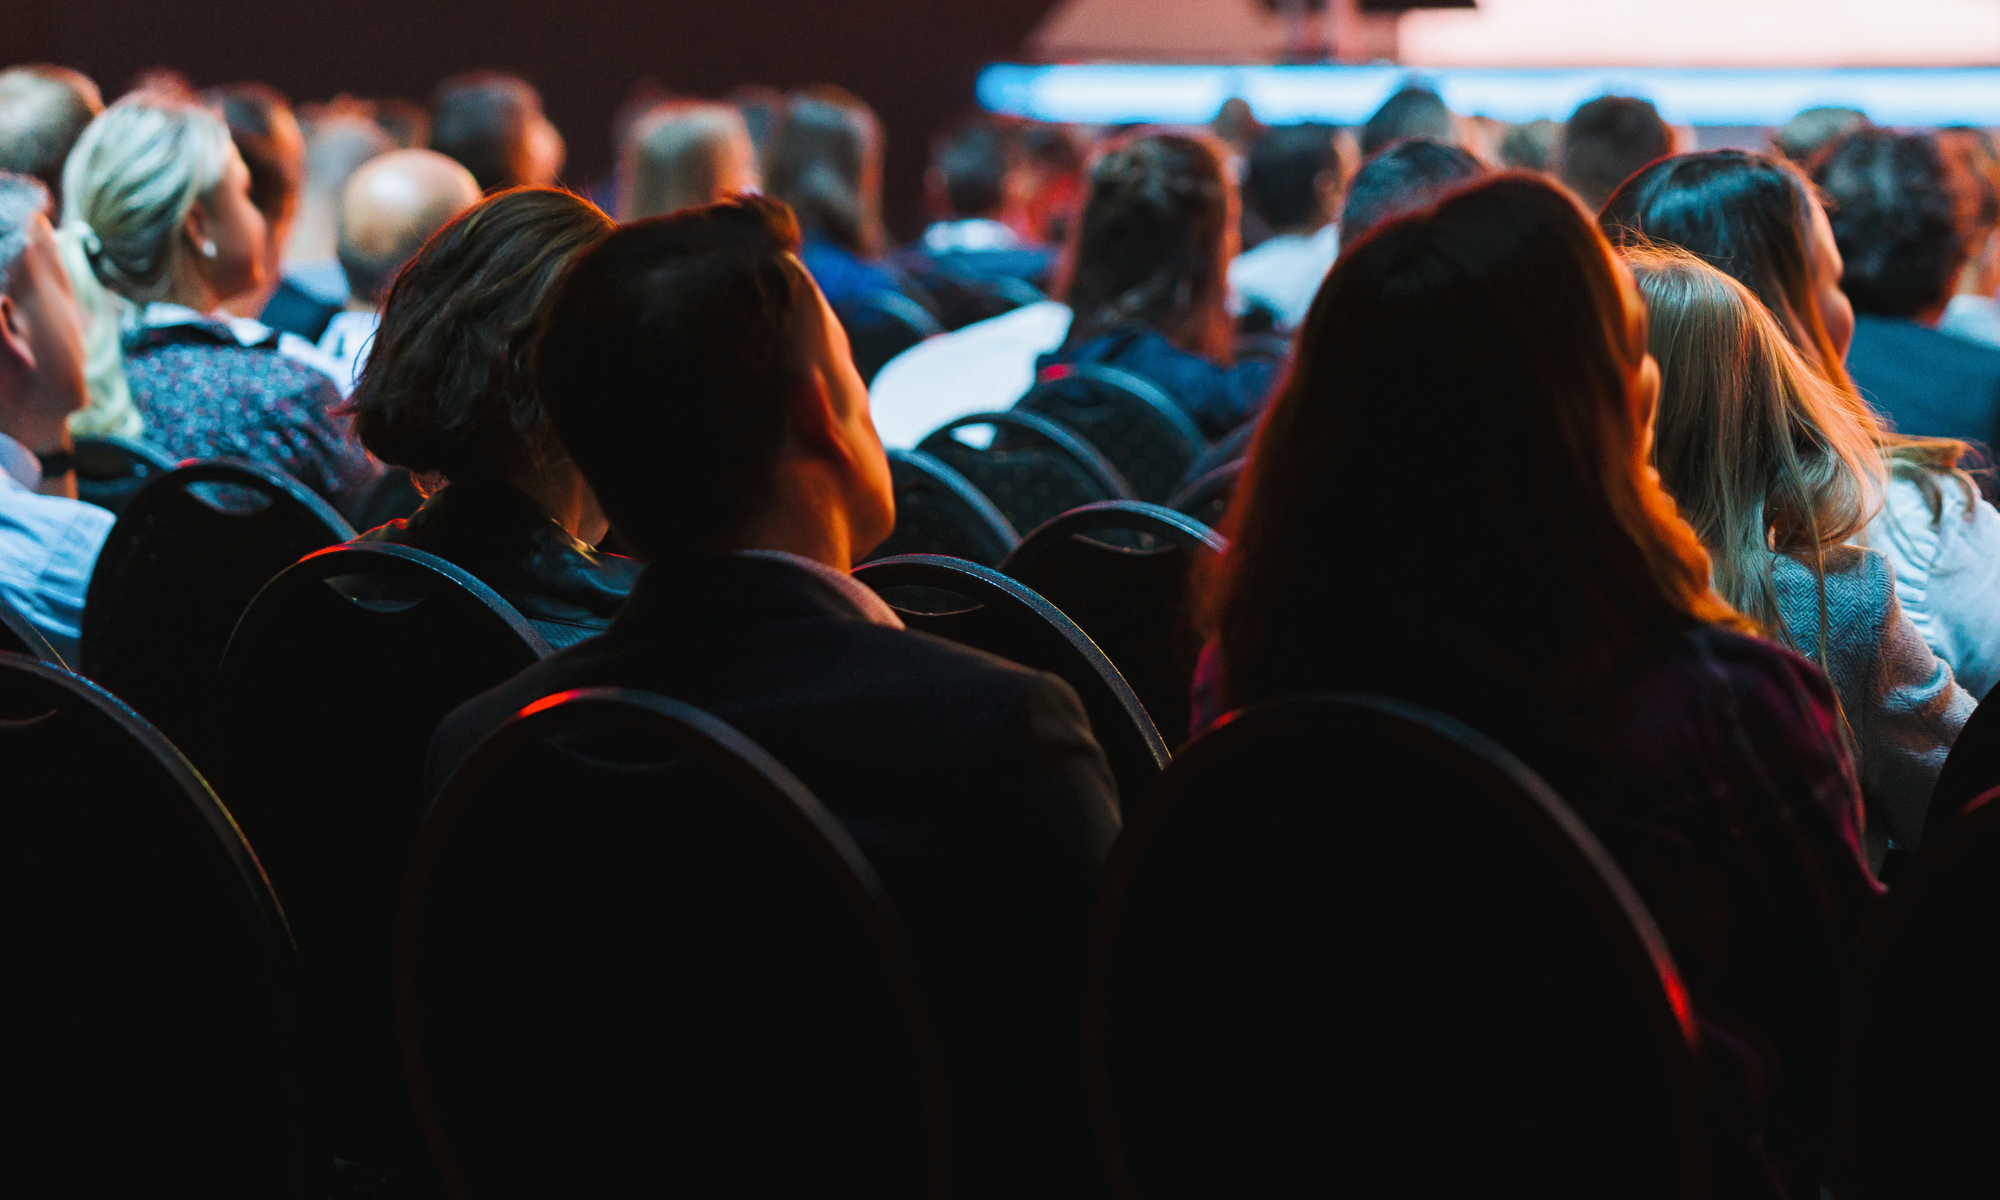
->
<box><xmin>61</xmin><ymin>90</ymin><xmax>234</xmax><ymax>304</ymax></box>
<box><xmin>0</xmin><ymin>172</ymin><xmax>51</xmax><ymax>292</ymax></box>
<box><xmin>0</xmin><ymin>66</ymin><xmax>103</xmax><ymax>206</ymax></box>
<box><xmin>619</xmin><ymin>104</ymin><xmax>757</xmax><ymax>221</ymax></box>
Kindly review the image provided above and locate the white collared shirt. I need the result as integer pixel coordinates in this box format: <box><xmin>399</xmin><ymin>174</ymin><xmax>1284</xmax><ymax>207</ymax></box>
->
<box><xmin>868</xmin><ymin>300</ymin><xmax>1074</xmax><ymax>449</ymax></box>
<box><xmin>317</xmin><ymin>310</ymin><xmax>381</xmax><ymax>396</ymax></box>
<box><xmin>733</xmin><ymin>549</ymin><xmax>905</xmax><ymax>630</ymax></box>
<box><xmin>139</xmin><ymin>302</ymin><xmax>352</xmax><ymax>396</ymax></box>
<box><xmin>1228</xmin><ymin>223</ymin><xmax>1340</xmax><ymax>331</ymax></box>
<box><xmin>0</xmin><ymin>431</ymin><xmax>115</xmax><ymax>665</ymax></box>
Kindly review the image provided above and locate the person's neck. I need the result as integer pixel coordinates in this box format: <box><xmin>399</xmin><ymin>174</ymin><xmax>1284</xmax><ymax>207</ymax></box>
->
<box><xmin>505</xmin><ymin>462</ymin><xmax>609</xmax><ymax>547</ymax></box>
<box><xmin>715</xmin><ymin>473</ymin><xmax>858</xmax><ymax>573</ymax></box>
<box><xmin>1914</xmin><ymin>299</ymin><xmax>1952</xmax><ymax>329</ymax></box>
<box><xmin>163</xmin><ymin>256</ymin><xmax>221</xmax><ymax>316</ymax></box>
<box><xmin>286</xmin><ymin>199</ymin><xmax>339</xmax><ymax>265</ymax></box>
<box><xmin>0</xmin><ymin>387</ymin><xmax>76</xmax><ymax>498</ymax></box>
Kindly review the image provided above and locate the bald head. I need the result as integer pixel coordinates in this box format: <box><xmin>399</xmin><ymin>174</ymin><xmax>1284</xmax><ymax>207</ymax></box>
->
<box><xmin>338</xmin><ymin>149</ymin><xmax>480</xmax><ymax>308</ymax></box>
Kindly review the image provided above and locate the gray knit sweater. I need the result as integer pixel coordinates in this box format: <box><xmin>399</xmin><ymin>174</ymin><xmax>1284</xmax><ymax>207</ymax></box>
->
<box><xmin>1772</xmin><ymin>545</ymin><xmax>1973</xmax><ymax>869</ymax></box>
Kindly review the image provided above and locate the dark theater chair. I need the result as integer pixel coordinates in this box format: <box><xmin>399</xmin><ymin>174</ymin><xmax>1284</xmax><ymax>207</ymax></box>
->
<box><xmin>855</xmin><ymin>552</ymin><xmax>1169</xmax><ymax>808</ymax></box>
<box><xmin>917</xmin><ymin>409</ymin><xmax>1133</xmax><ymax>538</ymax></box>
<box><xmin>1016</xmin><ymin>364</ymin><xmax>1207</xmax><ymax>503</ymax></box>
<box><xmin>400</xmin><ymin>688</ymin><xmax>950</xmax><ymax>1198</ymax></box>
<box><xmin>1088</xmin><ymin>694</ymin><xmax>1707</xmax><ymax>1199</ymax></box>
<box><xmin>79</xmin><ymin>458</ymin><xmax>355</xmax><ymax>757</ymax></box>
<box><xmin>1</xmin><ymin>653</ymin><xmax>309</xmax><ymax>1198</ymax></box>
<box><xmin>213</xmin><ymin>541</ymin><xmax>549</xmax><ymax>1182</ymax></box>
<box><xmin>865</xmin><ymin>448</ymin><xmax>1020</xmax><ymax>567</ymax></box>
<box><xmin>1004</xmin><ymin>500</ymin><xmax>1225</xmax><ymax>747</ymax></box>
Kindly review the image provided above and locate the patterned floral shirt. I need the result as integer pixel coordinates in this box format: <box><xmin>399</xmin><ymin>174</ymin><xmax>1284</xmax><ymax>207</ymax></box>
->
<box><xmin>122</xmin><ymin>306</ymin><xmax>378</xmax><ymax>507</ymax></box>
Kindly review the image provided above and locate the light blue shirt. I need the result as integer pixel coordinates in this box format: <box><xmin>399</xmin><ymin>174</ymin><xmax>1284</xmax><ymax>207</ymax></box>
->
<box><xmin>0</xmin><ymin>431</ymin><xmax>115</xmax><ymax>666</ymax></box>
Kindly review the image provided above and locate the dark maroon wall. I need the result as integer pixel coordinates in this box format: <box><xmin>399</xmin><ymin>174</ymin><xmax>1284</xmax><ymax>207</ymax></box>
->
<box><xmin>12</xmin><ymin>0</ymin><xmax>1058</xmax><ymax>239</ymax></box>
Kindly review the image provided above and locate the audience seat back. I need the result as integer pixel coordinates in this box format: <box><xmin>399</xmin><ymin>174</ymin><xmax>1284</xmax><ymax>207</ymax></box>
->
<box><xmin>1836</xmin><ymin>787</ymin><xmax>2000</xmax><ymax>1199</ymax></box>
<box><xmin>79</xmin><ymin>458</ymin><xmax>355</xmax><ymax>757</ymax></box>
<box><xmin>838</xmin><ymin>290</ymin><xmax>945</xmax><ymax>384</ymax></box>
<box><xmin>1924</xmin><ymin>686</ymin><xmax>2000</xmax><ymax>843</ymax></box>
<box><xmin>868</xmin><ymin>448</ymin><xmax>1020</xmax><ymax>567</ymax></box>
<box><xmin>0</xmin><ymin>592</ymin><xmax>64</xmax><ymax>667</ymax></box>
<box><xmin>214</xmin><ymin>541</ymin><xmax>550</xmax><ymax>1173</ymax></box>
<box><xmin>400</xmin><ymin>687</ymin><xmax>950</xmax><ymax>1198</ymax></box>
<box><xmin>71</xmin><ymin>433</ymin><xmax>179</xmax><ymax>516</ymax></box>
<box><xmin>917</xmin><ymin>409</ymin><xmax>1134</xmax><ymax>536</ymax></box>
<box><xmin>0</xmin><ymin>654</ymin><xmax>309</xmax><ymax>1198</ymax></box>
<box><xmin>1004</xmin><ymin>500</ymin><xmax>1226</xmax><ymax>746</ymax></box>
<box><xmin>855</xmin><ymin>552</ymin><xmax>1170</xmax><ymax>806</ymax></box>
<box><xmin>1173</xmin><ymin>418</ymin><xmax>1256</xmax><ymax>497</ymax></box>
<box><xmin>1090</xmin><ymin>694</ymin><xmax>1706</xmax><ymax>1198</ymax></box>
<box><xmin>1165</xmin><ymin>458</ymin><xmax>1242</xmax><ymax>530</ymax></box>
<box><xmin>1016</xmin><ymin>364</ymin><xmax>1207</xmax><ymax>502</ymax></box>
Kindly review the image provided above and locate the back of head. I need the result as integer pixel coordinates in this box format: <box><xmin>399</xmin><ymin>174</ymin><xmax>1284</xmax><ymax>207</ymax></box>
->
<box><xmin>1812</xmin><ymin>128</ymin><xmax>1965</xmax><ymax>318</ymax></box>
<box><xmin>1339</xmin><ymin>138</ymin><xmax>1484</xmax><ymax>249</ymax></box>
<box><xmin>932</xmin><ymin>117</ymin><xmax>1013</xmax><ymax>220</ymax></box>
<box><xmin>205</xmin><ymin>83</ymin><xmax>304</xmax><ymax>227</ymax></box>
<box><xmin>431</xmin><ymin>72</ymin><xmax>547</xmax><ymax>192</ymax></box>
<box><xmin>351</xmin><ymin>187</ymin><xmax>611</xmax><ymax>483</ymax></box>
<box><xmin>1600</xmin><ymin>150</ymin><xmax>1846</xmax><ymax>382</ymax></box>
<box><xmin>1361</xmin><ymin>86</ymin><xmax>1453</xmax><ymax>157</ymax></box>
<box><xmin>1558</xmin><ymin>95</ymin><xmax>1672</xmax><ymax>213</ymax></box>
<box><xmin>1627</xmin><ymin>245</ymin><xmax>1882</xmax><ymax>641</ymax></box>
<box><xmin>1774</xmin><ymin>106</ymin><xmax>1868</xmax><ymax>166</ymax></box>
<box><xmin>0</xmin><ymin>66</ymin><xmax>103</xmax><ymax>211</ymax></box>
<box><xmin>1063</xmin><ymin>132</ymin><xmax>1234</xmax><ymax>352</ymax></box>
<box><xmin>1215</xmin><ymin>175</ymin><xmax>1735</xmax><ymax>713</ymax></box>
<box><xmin>534</xmin><ymin>196</ymin><xmax>817</xmax><ymax>559</ymax></box>
<box><xmin>620</xmin><ymin>103</ymin><xmax>758</xmax><ymax>221</ymax></box>
<box><xmin>0</xmin><ymin>172</ymin><xmax>51</xmax><ymax>294</ymax></box>
<box><xmin>337</xmin><ymin>149</ymin><xmax>481</xmax><ymax>305</ymax></box>
<box><xmin>62</xmin><ymin>89</ymin><xmax>235</xmax><ymax>304</ymax></box>
<box><xmin>301</xmin><ymin>112</ymin><xmax>393</xmax><ymax>201</ymax></box>
<box><xmin>1244</xmin><ymin>124</ymin><xmax>1337</xmax><ymax>233</ymax></box>
<box><xmin>765</xmin><ymin>91</ymin><xmax>881</xmax><ymax>254</ymax></box>
<box><xmin>1498</xmin><ymin>118</ymin><xmax>1558</xmax><ymax>172</ymax></box>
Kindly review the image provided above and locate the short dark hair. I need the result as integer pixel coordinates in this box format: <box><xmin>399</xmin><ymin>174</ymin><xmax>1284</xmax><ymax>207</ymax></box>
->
<box><xmin>1340</xmin><ymin>138</ymin><xmax>1485</xmax><ymax>248</ymax></box>
<box><xmin>1812</xmin><ymin>128</ymin><xmax>1965</xmax><ymax>317</ymax></box>
<box><xmin>431</xmin><ymin>72</ymin><xmax>543</xmax><ymax>192</ymax></box>
<box><xmin>933</xmin><ymin>118</ymin><xmax>1012</xmax><ymax>218</ymax></box>
<box><xmin>206</xmin><ymin>82</ymin><xmax>302</xmax><ymax>224</ymax></box>
<box><xmin>1558</xmin><ymin>95</ymin><xmax>1672</xmax><ymax>212</ymax></box>
<box><xmin>1244</xmin><ymin>124</ymin><xmax>1337</xmax><ymax>231</ymax></box>
<box><xmin>534</xmin><ymin>195</ymin><xmax>818</xmax><ymax>557</ymax></box>
<box><xmin>351</xmin><ymin>187</ymin><xmax>612</xmax><ymax>482</ymax></box>
<box><xmin>1361</xmin><ymin>87</ymin><xmax>1453</xmax><ymax>157</ymax></box>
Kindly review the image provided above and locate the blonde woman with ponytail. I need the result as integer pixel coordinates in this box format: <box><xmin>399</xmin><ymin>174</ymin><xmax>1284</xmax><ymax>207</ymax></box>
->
<box><xmin>60</xmin><ymin>89</ymin><xmax>374</xmax><ymax>508</ymax></box>
<box><xmin>1628</xmin><ymin>244</ymin><xmax>1972</xmax><ymax>868</ymax></box>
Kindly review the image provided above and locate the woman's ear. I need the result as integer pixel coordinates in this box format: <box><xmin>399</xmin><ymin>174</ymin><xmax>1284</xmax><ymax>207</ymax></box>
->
<box><xmin>1632</xmin><ymin>352</ymin><xmax>1662</xmax><ymax>459</ymax></box>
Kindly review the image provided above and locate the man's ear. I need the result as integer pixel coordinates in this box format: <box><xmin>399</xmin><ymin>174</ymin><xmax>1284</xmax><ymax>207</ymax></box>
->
<box><xmin>0</xmin><ymin>294</ymin><xmax>34</xmax><ymax>374</ymax></box>
<box><xmin>786</xmin><ymin>363</ymin><xmax>848</xmax><ymax>462</ymax></box>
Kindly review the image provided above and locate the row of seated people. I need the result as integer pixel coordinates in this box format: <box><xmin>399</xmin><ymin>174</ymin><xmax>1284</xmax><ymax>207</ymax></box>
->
<box><xmin>5</xmin><ymin>90</ymin><xmax>2000</xmax><ymax>1198</ymax></box>
<box><xmin>6</xmin><ymin>157</ymin><xmax>1996</xmax><ymax>1196</ymax></box>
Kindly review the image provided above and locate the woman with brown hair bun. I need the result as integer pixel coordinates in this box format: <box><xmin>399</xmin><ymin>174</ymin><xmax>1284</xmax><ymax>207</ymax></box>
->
<box><xmin>347</xmin><ymin>187</ymin><xmax>635</xmax><ymax>647</ymax></box>
<box><xmin>1202</xmin><ymin>174</ymin><xmax>1877</xmax><ymax>1195</ymax></box>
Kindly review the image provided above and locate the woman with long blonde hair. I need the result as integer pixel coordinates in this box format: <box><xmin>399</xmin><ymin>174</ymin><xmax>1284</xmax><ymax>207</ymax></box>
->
<box><xmin>1603</xmin><ymin>150</ymin><xmax>2000</xmax><ymax>701</ymax></box>
<box><xmin>1628</xmin><ymin>244</ymin><xmax>1971</xmax><ymax>867</ymax></box>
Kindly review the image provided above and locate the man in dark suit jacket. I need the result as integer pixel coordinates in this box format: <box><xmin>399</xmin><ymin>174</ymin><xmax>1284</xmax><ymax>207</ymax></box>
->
<box><xmin>429</xmin><ymin>195</ymin><xmax>1120</xmax><ymax>1197</ymax></box>
<box><xmin>1817</xmin><ymin>127</ymin><xmax>2000</xmax><ymax>481</ymax></box>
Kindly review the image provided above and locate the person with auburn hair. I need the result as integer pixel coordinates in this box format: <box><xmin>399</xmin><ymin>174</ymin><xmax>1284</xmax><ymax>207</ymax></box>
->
<box><xmin>1628</xmin><ymin>244</ymin><xmax>1971</xmax><ymax>866</ymax></box>
<box><xmin>1203</xmin><ymin>174</ymin><xmax>1877</xmax><ymax>1195</ymax></box>
<box><xmin>348</xmin><ymin>187</ymin><xmax>635</xmax><ymax>648</ymax></box>
<box><xmin>1602</xmin><ymin>150</ymin><xmax>2000</xmax><ymax>701</ymax></box>
<box><xmin>1038</xmin><ymin>132</ymin><xmax>1278</xmax><ymax>438</ymax></box>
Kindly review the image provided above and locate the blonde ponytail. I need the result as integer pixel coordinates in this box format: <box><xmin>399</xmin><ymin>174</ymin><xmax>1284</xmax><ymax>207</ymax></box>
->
<box><xmin>53</xmin><ymin>219</ymin><xmax>141</xmax><ymax>438</ymax></box>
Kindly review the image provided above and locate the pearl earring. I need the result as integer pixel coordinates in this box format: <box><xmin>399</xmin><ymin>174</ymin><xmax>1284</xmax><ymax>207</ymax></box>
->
<box><xmin>201</xmin><ymin>239</ymin><xmax>217</xmax><ymax>259</ymax></box>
